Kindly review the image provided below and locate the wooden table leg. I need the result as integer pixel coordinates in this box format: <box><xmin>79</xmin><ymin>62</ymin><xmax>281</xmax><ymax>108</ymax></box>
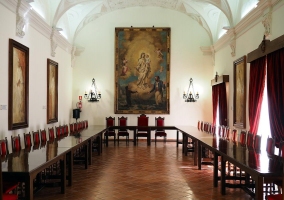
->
<box><xmin>176</xmin><ymin>130</ymin><xmax>179</xmax><ymax>147</ymax></box>
<box><xmin>133</xmin><ymin>129</ymin><xmax>137</xmax><ymax>146</ymax></box>
<box><xmin>198</xmin><ymin>142</ymin><xmax>202</xmax><ymax>170</ymax></box>
<box><xmin>213</xmin><ymin>152</ymin><xmax>218</xmax><ymax>187</ymax></box>
<box><xmin>255</xmin><ymin>175</ymin><xmax>263</xmax><ymax>200</ymax></box>
<box><xmin>193</xmin><ymin>140</ymin><xmax>198</xmax><ymax>166</ymax></box>
<box><xmin>221</xmin><ymin>156</ymin><xmax>226</xmax><ymax>195</ymax></box>
<box><xmin>25</xmin><ymin>175</ymin><xmax>33</xmax><ymax>200</ymax></box>
<box><xmin>60</xmin><ymin>156</ymin><xmax>66</xmax><ymax>194</ymax></box>
<box><xmin>88</xmin><ymin>139</ymin><xmax>92</xmax><ymax>165</ymax></box>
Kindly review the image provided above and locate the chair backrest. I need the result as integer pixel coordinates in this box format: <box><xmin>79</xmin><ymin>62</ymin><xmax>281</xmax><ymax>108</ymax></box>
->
<box><xmin>11</xmin><ymin>134</ymin><xmax>21</xmax><ymax>152</ymax></box>
<box><xmin>197</xmin><ymin>120</ymin><xmax>200</xmax><ymax>130</ymax></box>
<box><xmin>232</xmin><ymin>129</ymin><xmax>237</xmax><ymax>142</ymax></box>
<box><xmin>33</xmin><ymin>130</ymin><xmax>40</xmax><ymax>146</ymax></box>
<box><xmin>208</xmin><ymin>123</ymin><xmax>212</xmax><ymax>134</ymax></box>
<box><xmin>106</xmin><ymin>116</ymin><xmax>115</xmax><ymax>128</ymax></box>
<box><xmin>278</xmin><ymin>140</ymin><xmax>284</xmax><ymax>158</ymax></box>
<box><xmin>211</xmin><ymin>125</ymin><xmax>216</xmax><ymax>135</ymax></box>
<box><xmin>55</xmin><ymin>126</ymin><xmax>60</xmax><ymax>138</ymax></box>
<box><xmin>64</xmin><ymin>125</ymin><xmax>69</xmax><ymax>136</ymax></box>
<box><xmin>74</xmin><ymin>123</ymin><xmax>78</xmax><ymax>132</ymax></box>
<box><xmin>200</xmin><ymin>121</ymin><xmax>204</xmax><ymax>131</ymax></box>
<box><xmin>239</xmin><ymin>130</ymin><xmax>247</xmax><ymax>146</ymax></box>
<box><xmin>118</xmin><ymin>116</ymin><xmax>127</xmax><ymax>131</ymax></box>
<box><xmin>40</xmin><ymin>129</ymin><xmax>47</xmax><ymax>143</ymax></box>
<box><xmin>48</xmin><ymin>127</ymin><xmax>55</xmax><ymax>141</ymax></box>
<box><xmin>155</xmin><ymin>117</ymin><xmax>165</xmax><ymax>131</ymax></box>
<box><xmin>23</xmin><ymin>132</ymin><xmax>32</xmax><ymax>149</ymax></box>
<box><xmin>246</xmin><ymin>132</ymin><xmax>254</xmax><ymax>149</ymax></box>
<box><xmin>0</xmin><ymin>137</ymin><xmax>9</xmax><ymax>157</ymax></box>
<box><xmin>85</xmin><ymin>120</ymin><xmax>88</xmax><ymax>128</ymax></box>
<box><xmin>225</xmin><ymin>127</ymin><xmax>230</xmax><ymax>140</ymax></box>
<box><xmin>254</xmin><ymin>135</ymin><xmax>262</xmax><ymax>151</ymax></box>
<box><xmin>218</xmin><ymin>126</ymin><xmax>222</xmax><ymax>137</ymax></box>
<box><xmin>70</xmin><ymin>123</ymin><xmax>74</xmax><ymax>135</ymax></box>
<box><xmin>266</xmin><ymin>137</ymin><xmax>275</xmax><ymax>155</ymax></box>
<box><xmin>137</xmin><ymin>114</ymin><xmax>148</xmax><ymax>132</ymax></box>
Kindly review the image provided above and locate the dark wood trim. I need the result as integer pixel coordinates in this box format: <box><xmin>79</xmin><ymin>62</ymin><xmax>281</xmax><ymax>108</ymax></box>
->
<box><xmin>247</xmin><ymin>34</ymin><xmax>284</xmax><ymax>63</ymax></box>
<box><xmin>211</xmin><ymin>75</ymin><xmax>229</xmax><ymax>86</ymax></box>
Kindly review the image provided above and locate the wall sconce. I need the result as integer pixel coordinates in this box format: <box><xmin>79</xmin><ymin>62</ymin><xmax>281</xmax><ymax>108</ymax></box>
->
<box><xmin>84</xmin><ymin>78</ymin><xmax>101</xmax><ymax>102</ymax></box>
<box><xmin>215</xmin><ymin>72</ymin><xmax>219</xmax><ymax>82</ymax></box>
<box><xmin>183</xmin><ymin>78</ymin><xmax>199</xmax><ymax>102</ymax></box>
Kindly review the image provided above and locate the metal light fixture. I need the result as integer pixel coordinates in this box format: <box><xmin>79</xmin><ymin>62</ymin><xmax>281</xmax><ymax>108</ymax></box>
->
<box><xmin>84</xmin><ymin>78</ymin><xmax>101</xmax><ymax>102</ymax></box>
<box><xmin>183</xmin><ymin>78</ymin><xmax>199</xmax><ymax>102</ymax></box>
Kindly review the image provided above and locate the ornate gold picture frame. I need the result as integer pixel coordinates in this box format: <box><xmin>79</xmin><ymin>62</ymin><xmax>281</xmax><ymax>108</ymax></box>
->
<box><xmin>47</xmin><ymin>59</ymin><xmax>58</xmax><ymax>124</ymax></box>
<box><xmin>115</xmin><ymin>27</ymin><xmax>170</xmax><ymax>114</ymax></box>
<box><xmin>8</xmin><ymin>39</ymin><xmax>29</xmax><ymax>130</ymax></box>
<box><xmin>233</xmin><ymin>55</ymin><xmax>246</xmax><ymax>129</ymax></box>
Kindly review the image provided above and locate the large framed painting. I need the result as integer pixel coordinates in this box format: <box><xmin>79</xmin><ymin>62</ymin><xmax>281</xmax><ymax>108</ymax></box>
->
<box><xmin>115</xmin><ymin>27</ymin><xmax>170</xmax><ymax>114</ymax></box>
<box><xmin>233</xmin><ymin>55</ymin><xmax>246</xmax><ymax>129</ymax></box>
<box><xmin>47</xmin><ymin>58</ymin><xmax>58</xmax><ymax>124</ymax></box>
<box><xmin>8</xmin><ymin>39</ymin><xmax>29</xmax><ymax>130</ymax></box>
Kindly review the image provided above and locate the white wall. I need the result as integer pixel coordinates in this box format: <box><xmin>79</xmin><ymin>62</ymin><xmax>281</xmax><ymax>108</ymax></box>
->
<box><xmin>214</xmin><ymin>3</ymin><xmax>284</xmax><ymax>132</ymax></box>
<box><xmin>0</xmin><ymin>4</ymin><xmax>73</xmax><ymax>150</ymax></box>
<box><xmin>72</xmin><ymin>7</ymin><xmax>214</xmax><ymax>139</ymax></box>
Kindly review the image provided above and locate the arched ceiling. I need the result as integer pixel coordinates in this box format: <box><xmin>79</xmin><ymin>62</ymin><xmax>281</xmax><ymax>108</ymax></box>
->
<box><xmin>28</xmin><ymin>0</ymin><xmax>260</xmax><ymax>45</ymax></box>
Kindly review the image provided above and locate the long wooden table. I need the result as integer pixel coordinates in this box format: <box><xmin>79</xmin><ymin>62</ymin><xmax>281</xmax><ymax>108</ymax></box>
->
<box><xmin>1</xmin><ymin>125</ymin><xmax>105</xmax><ymax>200</ymax></box>
<box><xmin>176</xmin><ymin>126</ymin><xmax>283</xmax><ymax>200</ymax></box>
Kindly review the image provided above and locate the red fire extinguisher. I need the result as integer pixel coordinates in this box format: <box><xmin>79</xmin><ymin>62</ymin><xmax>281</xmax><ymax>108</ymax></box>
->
<box><xmin>76</xmin><ymin>96</ymin><xmax>82</xmax><ymax>111</ymax></box>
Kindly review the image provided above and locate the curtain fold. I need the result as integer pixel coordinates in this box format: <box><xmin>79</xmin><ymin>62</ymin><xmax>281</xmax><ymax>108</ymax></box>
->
<box><xmin>219</xmin><ymin>82</ymin><xmax>227</xmax><ymax>126</ymax></box>
<box><xmin>267</xmin><ymin>48</ymin><xmax>284</xmax><ymax>146</ymax></box>
<box><xmin>212</xmin><ymin>85</ymin><xmax>219</xmax><ymax>126</ymax></box>
<box><xmin>248</xmin><ymin>56</ymin><xmax>266</xmax><ymax>135</ymax></box>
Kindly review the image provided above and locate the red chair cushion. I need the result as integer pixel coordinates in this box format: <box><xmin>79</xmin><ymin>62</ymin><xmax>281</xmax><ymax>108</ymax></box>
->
<box><xmin>267</xmin><ymin>194</ymin><xmax>282</xmax><ymax>200</ymax></box>
<box><xmin>1</xmin><ymin>142</ymin><xmax>7</xmax><ymax>155</ymax></box>
<box><xmin>3</xmin><ymin>181</ymin><xmax>18</xmax><ymax>193</ymax></box>
<box><xmin>3</xmin><ymin>194</ymin><xmax>18</xmax><ymax>200</ymax></box>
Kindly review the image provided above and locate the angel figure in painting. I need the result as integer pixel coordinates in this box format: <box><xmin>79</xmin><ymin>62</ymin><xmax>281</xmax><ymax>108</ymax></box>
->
<box><xmin>156</xmin><ymin>48</ymin><xmax>163</xmax><ymax>60</ymax></box>
<box><xmin>120</xmin><ymin>57</ymin><xmax>128</xmax><ymax>76</ymax></box>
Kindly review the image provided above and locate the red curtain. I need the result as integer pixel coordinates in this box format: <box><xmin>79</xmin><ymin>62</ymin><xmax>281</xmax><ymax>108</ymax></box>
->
<box><xmin>248</xmin><ymin>56</ymin><xmax>266</xmax><ymax>135</ymax></box>
<box><xmin>219</xmin><ymin>82</ymin><xmax>228</xmax><ymax>126</ymax></box>
<box><xmin>267</xmin><ymin>48</ymin><xmax>284</xmax><ymax>146</ymax></box>
<box><xmin>212</xmin><ymin>83</ymin><xmax>227</xmax><ymax>126</ymax></box>
<box><xmin>212</xmin><ymin>85</ymin><xmax>219</xmax><ymax>126</ymax></box>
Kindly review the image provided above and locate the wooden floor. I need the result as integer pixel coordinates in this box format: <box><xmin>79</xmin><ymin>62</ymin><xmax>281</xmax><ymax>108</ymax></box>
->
<box><xmin>34</xmin><ymin>141</ymin><xmax>254</xmax><ymax>200</ymax></box>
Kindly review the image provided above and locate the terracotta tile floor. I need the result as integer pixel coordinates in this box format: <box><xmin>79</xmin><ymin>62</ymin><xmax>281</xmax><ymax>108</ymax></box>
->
<box><xmin>34</xmin><ymin>141</ymin><xmax>254</xmax><ymax>200</ymax></box>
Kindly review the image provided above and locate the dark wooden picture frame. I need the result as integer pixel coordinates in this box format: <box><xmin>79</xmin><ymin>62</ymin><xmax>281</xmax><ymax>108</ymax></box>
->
<box><xmin>47</xmin><ymin>59</ymin><xmax>58</xmax><ymax>124</ymax></box>
<box><xmin>115</xmin><ymin>27</ymin><xmax>170</xmax><ymax>114</ymax></box>
<box><xmin>8</xmin><ymin>39</ymin><xmax>29</xmax><ymax>130</ymax></box>
<box><xmin>233</xmin><ymin>55</ymin><xmax>246</xmax><ymax>129</ymax></box>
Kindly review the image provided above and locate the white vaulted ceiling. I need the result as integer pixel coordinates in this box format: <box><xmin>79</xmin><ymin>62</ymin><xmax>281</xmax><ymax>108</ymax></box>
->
<box><xmin>28</xmin><ymin>0</ymin><xmax>261</xmax><ymax>45</ymax></box>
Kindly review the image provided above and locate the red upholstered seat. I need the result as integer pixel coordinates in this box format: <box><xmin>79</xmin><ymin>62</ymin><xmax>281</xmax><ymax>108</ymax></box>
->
<box><xmin>267</xmin><ymin>194</ymin><xmax>282</xmax><ymax>200</ymax></box>
<box><xmin>232</xmin><ymin>129</ymin><xmax>237</xmax><ymax>143</ymax></box>
<box><xmin>70</xmin><ymin>123</ymin><xmax>74</xmax><ymax>135</ymax></box>
<box><xmin>117</xmin><ymin>116</ymin><xmax>129</xmax><ymax>145</ymax></box>
<box><xmin>0</xmin><ymin>137</ymin><xmax>9</xmax><ymax>159</ymax></box>
<box><xmin>155</xmin><ymin>117</ymin><xmax>167</xmax><ymax>144</ymax></box>
<box><xmin>105</xmin><ymin>116</ymin><xmax>116</xmax><ymax>145</ymax></box>
<box><xmin>55</xmin><ymin>126</ymin><xmax>61</xmax><ymax>139</ymax></box>
<box><xmin>136</xmin><ymin>114</ymin><xmax>149</xmax><ymax>144</ymax></box>
<box><xmin>23</xmin><ymin>132</ymin><xmax>32</xmax><ymax>152</ymax></box>
<box><xmin>3</xmin><ymin>194</ymin><xmax>18</xmax><ymax>200</ymax></box>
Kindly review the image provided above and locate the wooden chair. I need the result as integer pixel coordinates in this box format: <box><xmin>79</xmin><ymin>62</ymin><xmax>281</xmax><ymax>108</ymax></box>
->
<box><xmin>231</xmin><ymin>129</ymin><xmax>238</xmax><ymax>143</ymax></box>
<box><xmin>70</xmin><ymin>123</ymin><xmax>74</xmax><ymax>135</ymax></box>
<box><xmin>155</xmin><ymin>116</ymin><xmax>167</xmax><ymax>144</ymax></box>
<box><xmin>239</xmin><ymin>130</ymin><xmax>247</xmax><ymax>146</ymax></box>
<box><xmin>197</xmin><ymin>120</ymin><xmax>201</xmax><ymax>130</ymax></box>
<box><xmin>33</xmin><ymin>130</ymin><xmax>40</xmax><ymax>147</ymax></box>
<box><xmin>200</xmin><ymin>121</ymin><xmax>204</xmax><ymax>131</ymax></box>
<box><xmin>0</xmin><ymin>137</ymin><xmax>9</xmax><ymax>159</ymax></box>
<box><xmin>48</xmin><ymin>127</ymin><xmax>55</xmax><ymax>141</ymax></box>
<box><xmin>55</xmin><ymin>126</ymin><xmax>62</xmax><ymax>139</ymax></box>
<box><xmin>40</xmin><ymin>129</ymin><xmax>47</xmax><ymax>146</ymax></box>
<box><xmin>85</xmin><ymin>120</ymin><xmax>88</xmax><ymax>128</ymax></box>
<box><xmin>105</xmin><ymin>116</ymin><xmax>116</xmax><ymax>145</ymax></box>
<box><xmin>117</xmin><ymin>116</ymin><xmax>129</xmax><ymax>145</ymax></box>
<box><xmin>11</xmin><ymin>134</ymin><xmax>21</xmax><ymax>153</ymax></box>
<box><xmin>23</xmin><ymin>132</ymin><xmax>32</xmax><ymax>151</ymax></box>
<box><xmin>246</xmin><ymin>131</ymin><xmax>254</xmax><ymax>149</ymax></box>
<box><xmin>136</xmin><ymin>114</ymin><xmax>149</xmax><ymax>144</ymax></box>
<box><xmin>266</xmin><ymin>136</ymin><xmax>275</xmax><ymax>155</ymax></box>
<box><xmin>254</xmin><ymin>135</ymin><xmax>262</xmax><ymax>152</ymax></box>
<box><xmin>1</xmin><ymin>137</ymin><xmax>19</xmax><ymax>195</ymax></box>
<box><xmin>63</xmin><ymin>124</ymin><xmax>69</xmax><ymax>136</ymax></box>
